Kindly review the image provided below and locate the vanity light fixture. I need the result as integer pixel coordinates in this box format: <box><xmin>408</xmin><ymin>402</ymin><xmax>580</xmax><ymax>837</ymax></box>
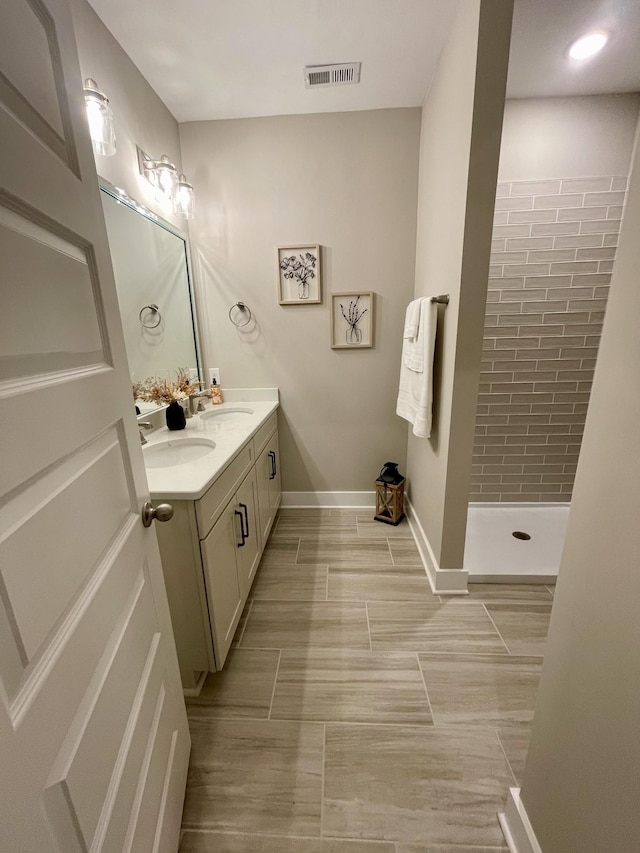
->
<box><xmin>138</xmin><ymin>149</ymin><xmax>179</xmax><ymax>203</ymax></box>
<box><xmin>82</xmin><ymin>78</ymin><xmax>116</xmax><ymax>156</ymax></box>
<box><xmin>175</xmin><ymin>174</ymin><xmax>195</xmax><ymax>219</ymax></box>
<box><xmin>568</xmin><ymin>31</ymin><xmax>609</xmax><ymax>61</ymax></box>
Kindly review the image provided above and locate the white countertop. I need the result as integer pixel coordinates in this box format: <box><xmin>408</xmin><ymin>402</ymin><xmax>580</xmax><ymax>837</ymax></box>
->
<box><xmin>144</xmin><ymin>399</ymin><xmax>279</xmax><ymax>500</ymax></box>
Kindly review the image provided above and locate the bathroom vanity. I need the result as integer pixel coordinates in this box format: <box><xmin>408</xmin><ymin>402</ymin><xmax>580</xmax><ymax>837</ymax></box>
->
<box><xmin>143</xmin><ymin>394</ymin><xmax>281</xmax><ymax>693</ymax></box>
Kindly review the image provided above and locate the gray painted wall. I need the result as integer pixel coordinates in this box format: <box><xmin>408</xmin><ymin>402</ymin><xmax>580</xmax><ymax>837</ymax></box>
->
<box><xmin>406</xmin><ymin>0</ymin><xmax>512</xmax><ymax>569</ymax></box>
<box><xmin>498</xmin><ymin>94</ymin><xmax>640</xmax><ymax>182</ymax></box>
<box><xmin>179</xmin><ymin>109</ymin><xmax>421</xmax><ymax>492</ymax></box>
<box><xmin>70</xmin><ymin>0</ymin><xmax>184</xmax><ymax>228</ymax></box>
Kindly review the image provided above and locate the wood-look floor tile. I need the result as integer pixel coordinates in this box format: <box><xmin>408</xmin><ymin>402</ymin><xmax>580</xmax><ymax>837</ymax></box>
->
<box><xmin>186</xmin><ymin>649</ymin><xmax>279</xmax><ymax>719</ymax></box>
<box><xmin>367</xmin><ymin>601</ymin><xmax>508</xmax><ymax>654</ymax></box>
<box><xmin>251</xmin><ymin>563</ymin><xmax>328</xmax><ymax>600</ymax></box>
<box><xmin>327</xmin><ymin>570</ymin><xmax>435</xmax><ymax>601</ymax></box>
<box><xmin>297</xmin><ymin>538</ymin><xmax>393</xmax><ymax>567</ymax></box>
<box><xmin>182</xmin><ymin>718</ymin><xmax>323</xmax><ymax>835</ymax></box>
<box><xmin>278</xmin><ymin>508</ymin><xmax>334</xmax><ymax>518</ymax></box>
<box><xmin>397</xmin><ymin>845</ymin><xmax>508</xmax><ymax>852</ymax></box>
<box><xmin>273</xmin><ymin>516</ymin><xmax>358</xmax><ymax>539</ymax></box>
<box><xmin>241</xmin><ymin>600</ymin><xmax>370</xmax><ymax>650</ymax></box>
<box><xmin>180</xmin><ymin>832</ymin><xmax>395</xmax><ymax>852</ymax></box>
<box><xmin>418</xmin><ymin>653</ymin><xmax>542</xmax><ymax>727</ymax></box>
<box><xmin>259</xmin><ymin>538</ymin><xmax>300</xmax><ymax>566</ymax></box>
<box><xmin>388</xmin><ymin>539</ymin><xmax>424</xmax><ymax>566</ymax></box>
<box><xmin>467</xmin><ymin>583</ymin><xmax>553</xmax><ymax>603</ymax></box>
<box><xmin>496</xmin><ymin>726</ymin><xmax>532</xmax><ymax>784</ymax></box>
<box><xmin>396</xmin><ymin>845</ymin><xmax>508</xmax><ymax>852</ymax></box>
<box><xmin>484</xmin><ymin>604</ymin><xmax>552</xmax><ymax>656</ymax></box>
<box><xmin>357</xmin><ymin>517</ymin><xmax>413</xmax><ymax>539</ymax></box>
<box><xmin>231</xmin><ymin>598</ymin><xmax>253</xmax><ymax>648</ymax></box>
<box><xmin>270</xmin><ymin>650</ymin><xmax>432</xmax><ymax>725</ymax></box>
<box><xmin>323</xmin><ymin>725</ymin><xmax>512</xmax><ymax>845</ymax></box>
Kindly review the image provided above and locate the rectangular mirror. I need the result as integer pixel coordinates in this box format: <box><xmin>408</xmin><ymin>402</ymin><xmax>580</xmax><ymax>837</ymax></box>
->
<box><xmin>100</xmin><ymin>183</ymin><xmax>201</xmax><ymax>414</ymax></box>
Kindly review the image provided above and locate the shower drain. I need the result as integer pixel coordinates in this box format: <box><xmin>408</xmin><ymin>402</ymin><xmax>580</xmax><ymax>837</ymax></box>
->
<box><xmin>512</xmin><ymin>531</ymin><xmax>531</xmax><ymax>541</ymax></box>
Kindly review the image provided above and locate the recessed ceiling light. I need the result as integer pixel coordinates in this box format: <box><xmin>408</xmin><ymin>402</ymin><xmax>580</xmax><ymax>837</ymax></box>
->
<box><xmin>568</xmin><ymin>31</ymin><xmax>609</xmax><ymax>61</ymax></box>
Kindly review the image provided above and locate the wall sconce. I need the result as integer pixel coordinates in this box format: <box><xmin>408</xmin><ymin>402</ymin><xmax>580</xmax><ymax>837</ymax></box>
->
<box><xmin>138</xmin><ymin>148</ymin><xmax>178</xmax><ymax>203</ymax></box>
<box><xmin>175</xmin><ymin>174</ymin><xmax>195</xmax><ymax>219</ymax></box>
<box><xmin>137</xmin><ymin>147</ymin><xmax>195</xmax><ymax>217</ymax></box>
<box><xmin>82</xmin><ymin>78</ymin><xmax>116</xmax><ymax>156</ymax></box>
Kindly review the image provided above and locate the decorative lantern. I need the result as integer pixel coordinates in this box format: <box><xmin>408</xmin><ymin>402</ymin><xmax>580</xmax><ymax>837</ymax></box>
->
<box><xmin>374</xmin><ymin>462</ymin><xmax>405</xmax><ymax>526</ymax></box>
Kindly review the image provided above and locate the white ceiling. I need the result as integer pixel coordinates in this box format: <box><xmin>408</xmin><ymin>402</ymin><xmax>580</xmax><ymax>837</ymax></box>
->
<box><xmin>88</xmin><ymin>0</ymin><xmax>640</xmax><ymax>123</ymax></box>
<box><xmin>508</xmin><ymin>0</ymin><xmax>640</xmax><ymax>98</ymax></box>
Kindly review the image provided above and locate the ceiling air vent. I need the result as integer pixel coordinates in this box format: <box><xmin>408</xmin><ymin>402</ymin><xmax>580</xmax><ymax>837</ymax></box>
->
<box><xmin>304</xmin><ymin>62</ymin><xmax>361</xmax><ymax>89</ymax></box>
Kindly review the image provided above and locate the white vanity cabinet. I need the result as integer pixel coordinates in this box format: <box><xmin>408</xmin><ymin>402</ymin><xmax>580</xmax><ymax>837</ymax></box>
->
<box><xmin>154</xmin><ymin>411</ymin><xmax>280</xmax><ymax>691</ymax></box>
<box><xmin>256</xmin><ymin>429</ymin><xmax>282</xmax><ymax>544</ymax></box>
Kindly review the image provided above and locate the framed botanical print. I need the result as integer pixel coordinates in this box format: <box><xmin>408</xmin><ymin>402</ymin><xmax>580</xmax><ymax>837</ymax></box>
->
<box><xmin>277</xmin><ymin>244</ymin><xmax>321</xmax><ymax>305</ymax></box>
<box><xmin>331</xmin><ymin>292</ymin><xmax>375</xmax><ymax>349</ymax></box>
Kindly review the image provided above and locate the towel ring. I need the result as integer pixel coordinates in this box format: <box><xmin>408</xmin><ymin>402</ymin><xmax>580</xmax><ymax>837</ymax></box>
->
<box><xmin>139</xmin><ymin>303</ymin><xmax>162</xmax><ymax>328</ymax></box>
<box><xmin>228</xmin><ymin>301</ymin><xmax>252</xmax><ymax>327</ymax></box>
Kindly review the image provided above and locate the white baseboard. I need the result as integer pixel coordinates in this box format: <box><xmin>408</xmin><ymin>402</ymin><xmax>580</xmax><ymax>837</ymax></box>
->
<box><xmin>499</xmin><ymin>788</ymin><xmax>544</xmax><ymax>853</ymax></box>
<box><xmin>281</xmin><ymin>491</ymin><xmax>376</xmax><ymax>508</ymax></box>
<box><xmin>182</xmin><ymin>669</ymin><xmax>207</xmax><ymax>698</ymax></box>
<box><xmin>471</xmin><ymin>574</ymin><xmax>558</xmax><ymax>584</ymax></box>
<box><xmin>469</xmin><ymin>501</ymin><xmax>570</xmax><ymax>509</ymax></box>
<box><xmin>405</xmin><ymin>498</ymin><xmax>468</xmax><ymax>595</ymax></box>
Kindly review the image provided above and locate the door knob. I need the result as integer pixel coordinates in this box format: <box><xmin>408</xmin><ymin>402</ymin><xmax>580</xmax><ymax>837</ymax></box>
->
<box><xmin>141</xmin><ymin>500</ymin><xmax>174</xmax><ymax>527</ymax></box>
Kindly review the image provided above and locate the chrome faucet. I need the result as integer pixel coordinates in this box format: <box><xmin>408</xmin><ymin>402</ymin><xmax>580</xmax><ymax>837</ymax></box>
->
<box><xmin>138</xmin><ymin>422</ymin><xmax>153</xmax><ymax>445</ymax></box>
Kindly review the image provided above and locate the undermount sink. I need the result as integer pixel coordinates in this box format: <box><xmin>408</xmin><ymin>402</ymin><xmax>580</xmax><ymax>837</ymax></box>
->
<box><xmin>143</xmin><ymin>438</ymin><xmax>216</xmax><ymax>469</ymax></box>
<box><xmin>200</xmin><ymin>407</ymin><xmax>255</xmax><ymax>423</ymax></box>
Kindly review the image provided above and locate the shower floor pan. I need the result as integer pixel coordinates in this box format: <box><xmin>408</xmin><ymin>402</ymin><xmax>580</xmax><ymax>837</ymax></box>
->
<box><xmin>464</xmin><ymin>503</ymin><xmax>570</xmax><ymax>583</ymax></box>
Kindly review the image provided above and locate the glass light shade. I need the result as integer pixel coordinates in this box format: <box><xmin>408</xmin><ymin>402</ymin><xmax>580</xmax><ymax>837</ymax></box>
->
<box><xmin>83</xmin><ymin>78</ymin><xmax>116</xmax><ymax>156</ymax></box>
<box><xmin>175</xmin><ymin>174</ymin><xmax>195</xmax><ymax>219</ymax></box>
<box><xmin>568</xmin><ymin>32</ymin><xmax>608</xmax><ymax>60</ymax></box>
<box><xmin>154</xmin><ymin>155</ymin><xmax>178</xmax><ymax>202</ymax></box>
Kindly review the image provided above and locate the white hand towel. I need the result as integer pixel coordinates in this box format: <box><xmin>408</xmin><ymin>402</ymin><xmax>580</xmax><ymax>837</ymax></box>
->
<box><xmin>402</xmin><ymin>297</ymin><xmax>425</xmax><ymax>373</ymax></box>
<box><xmin>403</xmin><ymin>297</ymin><xmax>422</xmax><ymax>340</ymax></box>
<box><xmin>396</xmin><ymin>297</ymin><xmax>437</xmax><ymax>438</ymax></box>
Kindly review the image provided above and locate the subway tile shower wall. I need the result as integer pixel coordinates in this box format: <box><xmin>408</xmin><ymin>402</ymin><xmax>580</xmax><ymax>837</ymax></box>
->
<box><xmin>471</xmin><ymin>176</ymin><xmax>628</xmax><ymax>503</ymax></box>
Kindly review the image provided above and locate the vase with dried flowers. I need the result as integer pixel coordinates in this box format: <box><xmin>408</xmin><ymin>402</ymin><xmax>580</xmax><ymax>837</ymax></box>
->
<box><xmin>134</xmin><ymin>368</ymin><xmax>200</xmax><ymax>431</ymax></box>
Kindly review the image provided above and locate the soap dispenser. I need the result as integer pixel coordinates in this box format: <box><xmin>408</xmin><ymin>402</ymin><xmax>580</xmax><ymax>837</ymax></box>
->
<box><xmin>210</xmin><ymin>378</ymin><xmax>223</xmax><ymax>405</ymax></box>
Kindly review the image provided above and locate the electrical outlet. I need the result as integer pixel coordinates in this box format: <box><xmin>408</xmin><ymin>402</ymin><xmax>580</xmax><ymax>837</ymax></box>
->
<box><xmin>208</xmin><ymin>368</ymin><xmax>221</xmax><ymax>385</ymax></box>
<box><xmin>188</xmin><ymin>368</ymin><xmax>199</xmax><ymax>383</ymax></box>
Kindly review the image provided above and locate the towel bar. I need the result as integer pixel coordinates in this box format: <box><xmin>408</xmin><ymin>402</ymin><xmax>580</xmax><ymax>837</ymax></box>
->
<box><xmin>430</xmin><ymin>294</ymin><xmax>449</xmax><ymax>305</ymax></box>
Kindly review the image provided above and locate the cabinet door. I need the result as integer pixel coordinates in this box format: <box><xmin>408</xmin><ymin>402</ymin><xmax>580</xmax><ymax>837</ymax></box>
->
<box><xmin>236</xmin><ymin>467</ymin><xmax>262</xmax><ymax>599</ymax></box>
<box><xmin>268</xmin><ymin>432</ymin><xmax>282</xmax><ymax>519</ymax></box>
<box><xmin>256</xmin><ymin>441</ymin><xmax>274</xmax><ymax>544</ymax></box>
<box><xmin>200</xmin><ymin>501</ymin><xmax>244</xmax><ymax>669</ymax></box>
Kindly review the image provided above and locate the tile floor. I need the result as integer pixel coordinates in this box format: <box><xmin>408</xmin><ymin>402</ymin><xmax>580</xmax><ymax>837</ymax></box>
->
<box><xmin>180</xmin><ymin>509</ymin><xmax>554</xmax><ymax>852</ymax></box>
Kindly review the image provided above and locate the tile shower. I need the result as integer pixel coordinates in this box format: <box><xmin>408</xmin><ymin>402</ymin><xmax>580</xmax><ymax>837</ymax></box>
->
<box><xmin>465</xmin><ymin>175</ymin><xmax>627</xmax><ymax>578</ymax></box>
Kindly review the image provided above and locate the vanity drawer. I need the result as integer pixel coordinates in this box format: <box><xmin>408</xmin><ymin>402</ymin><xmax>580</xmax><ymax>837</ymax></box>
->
<box><xmin>253</xmin><ymin>413</ymin><xmax>277</xmax><ymax>456</ymax></box>
<box><xmin>195</xmin><ymin>444</ymin><xmax>254</xmax><ymax>537</ymax></box>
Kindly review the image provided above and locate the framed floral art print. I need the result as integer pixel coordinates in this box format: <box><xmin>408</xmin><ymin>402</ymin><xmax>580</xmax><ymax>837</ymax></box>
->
<box><xmin>277</xmin><ymin>244</ymin><xmax>322</xmax><ymax>305</ymax></box>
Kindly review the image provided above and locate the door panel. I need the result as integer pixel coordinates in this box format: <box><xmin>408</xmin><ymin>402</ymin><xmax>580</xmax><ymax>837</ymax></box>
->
<box><xmin>0</xmin><ymin>0</ymin><xmax>189</xmax><ymax>849</ymax></box>
<box><xmin>200</xmin><ymin>502</ymin><xmax>243</xmax><ymax>669</ymax></box>
<box><xmin>0</xmin><ymin>428</ymin><xmax>130</xmax><ymax>663</ymax></box>
<box><xmin>0</xmin><ymin>0</ymin><xmax>74</xmax><ymax>164</ymax></box>
<box><xmin>236</xmin><ymin>469</ymin><xmax>261</xmax><ymax>599</ymax></box>
<box><xmin>256</xmin><ymin>443</ymin><xmax>273</xmax><ymax>545</ymax></box>
<box><xmin>268</xmin><ymin>434</ymin><xmax>282</xmax><ymax>519</ymax></box>
<box><xmin>0</xmin><ymin>203</ymin><xmax>105</xmax><ymax>381</ymax></box>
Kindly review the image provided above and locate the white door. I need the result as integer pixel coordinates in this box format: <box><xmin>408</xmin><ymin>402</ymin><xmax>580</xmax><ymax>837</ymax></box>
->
<box><xmin>0</xmin><ymin>1</ymin><xmax>190</xmax><ymax>850</ymax></box>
